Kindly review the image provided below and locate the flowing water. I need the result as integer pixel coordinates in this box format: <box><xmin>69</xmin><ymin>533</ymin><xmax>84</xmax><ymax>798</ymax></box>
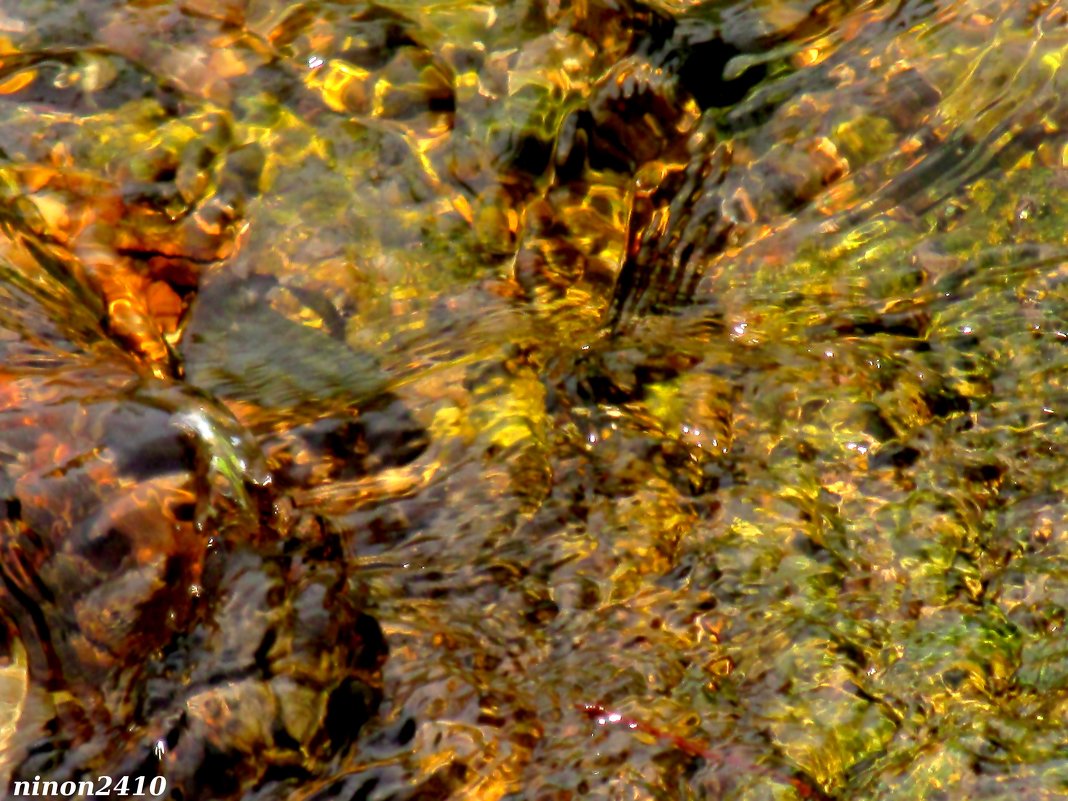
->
<box><xmin>1</xmin><ymin>0</ymin><xmax>1068</xmax><ymax>798</ymax></box>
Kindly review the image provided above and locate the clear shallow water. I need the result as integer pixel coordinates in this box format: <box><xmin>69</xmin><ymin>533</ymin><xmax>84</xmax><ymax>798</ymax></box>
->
<box><xmin>1</xmin><ymin>0</ymin><xmax>1068</xmax><ymax>799</ymax></box>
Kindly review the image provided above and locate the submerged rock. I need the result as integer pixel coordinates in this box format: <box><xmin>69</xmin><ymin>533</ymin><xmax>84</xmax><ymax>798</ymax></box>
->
<box><xmin>0</xmin><ymin>233</ymin><xmax>388</xmax><ymax>799</ymax></box>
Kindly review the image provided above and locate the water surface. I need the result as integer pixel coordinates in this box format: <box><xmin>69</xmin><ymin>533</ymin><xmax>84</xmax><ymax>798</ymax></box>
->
<box><xmin>2</xmin><ymin>1</ymin><xmax>1068</xmax><ymax>799</ymax></box>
